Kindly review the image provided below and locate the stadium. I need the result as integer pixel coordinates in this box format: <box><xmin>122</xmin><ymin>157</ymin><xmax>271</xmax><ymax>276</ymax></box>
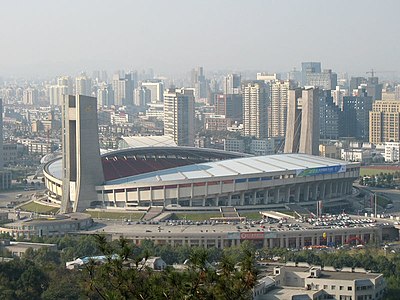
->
<box><xmin>43</xmin><ymin>144</ymin><xmax>360</xmax><ymax>211</ymax></box>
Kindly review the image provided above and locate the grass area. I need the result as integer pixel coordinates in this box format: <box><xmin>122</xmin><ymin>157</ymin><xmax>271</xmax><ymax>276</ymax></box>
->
<box><xmin>376</xmin><ymin>195</ymin><xmax>392</xmax><ymax>208</ymax></box>
<box><xmin>170</xmin><ymin>213</ymin><xmax>221</xmax><ymax>221</ymax></box>
<box><xmin>85</xmin><ymin>210</ymin><xmax>144</xmax><ymax>220</ymax></box>
<box><xmin>360</xmin><ymin>167</ymin><xmax>397</xmax><ymax>177</ymax></box>
<box><xmin>239</xmin><ymin>212</ymin><xmax>262</xmax><ymax>220</ymax></box>
<box><xmin>19</xmin><ymin>202</ymin><xmax>60</xmax><ymax>214</ymax></box>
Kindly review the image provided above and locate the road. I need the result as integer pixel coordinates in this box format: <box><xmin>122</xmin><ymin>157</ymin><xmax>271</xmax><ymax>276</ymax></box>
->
<box><xmin>354</xmin><ymin>183</ymin><xmax>400</xmax><ymax>215</ymax></box>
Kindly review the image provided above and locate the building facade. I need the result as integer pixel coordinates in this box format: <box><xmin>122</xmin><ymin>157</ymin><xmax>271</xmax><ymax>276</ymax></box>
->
<box><xmin>369</xmin><ymin>100</ymin><xmax>400</xmax><ymax>144</ymax></box>
<box><xmin>242</xmin><ymin>81</ymin><xmax>269</xmax><ymax>139</ymax></box>
<box><xmin>163</xmin><ymin>88</ymin><xmax>195</xmax><ymax>146</ymax></box>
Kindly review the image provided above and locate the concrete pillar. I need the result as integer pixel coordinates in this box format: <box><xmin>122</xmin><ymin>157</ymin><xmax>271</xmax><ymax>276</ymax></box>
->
<box><xmin>321</xmin><ymin>183</ymin><xmax>326</xmax><ymax>199</ymax></box>
<box><xmin>253</xmin><ymin>191</ymin><xmax>257</xmax><ymax>205</ymax></box>
<box><xmin>265</xmin><ymin>190</ymin><xmax>269</xmax><ymax>204</ymax></box>
<box><xmin>274</xmin><ymin>188</ymin><xmax>280</xmax><ymax>204</ymax></box>
<box><xmin>301</xmin><ymin>236</ymin><xmax>305</xmax><ymax>248</ymax></box>
<box><xmin>295</xmin><ymin>186</ymin><xmax>300</xmax><ymax>202</ymax></box>
<box><xmin>240</xmin><ymin>192</ymin><xmax>245</xmax><ymax>205</ymax></box>
<box><xmin>295</xmin><ymin>237</ymin><xmax>300</xmax><ymax>249</ymax></box>
<box><xmin>280</xmin><ymin>237</ymin><xmax>284</xmax><ymax>247</ymax></box>
<box><xmin>202</xmin><ymin>198</ymin><xmax>206</xmax><ymax>207</ymax></box>
<box><xmin>190</xmin><ymin>198</ymin><xmax>193</xmax><ymax>207</ymax></box>
<box><xmin>263</xmin><ymin>239</ymin><xmax>268</xmax><ymax>248</ymax></box>
<box><xmin>313</xmin><ymin>184</ymin><xmax>318</xmax><ymax>201</ymax></box>
<box><xmin>269</xmin><ymin>239</ymin><xmax>274</xmax><ymax>248</ymax></box>
<box><xmin>286</xmin><ymin>187</ymin><xmax>291</xmax><ymax>203</ymax></box>
<box><xmin>304</xmin><ymin>185</ymin><xmax>310</xmax><ymax>201</ymax></box>
<box><xmin>228</xmin><ymin>194</ymin><xmax>232</xmax><ymax>206</ymax></box>
<box><xmin>341</xmin><ymin>234</ymin><xmax>345</xmax><ymax>245</ymax></box>
<box><xmin>327</xmin><ymin>182</ymin><xmax>332</xmax><ymax>198</ymax></box>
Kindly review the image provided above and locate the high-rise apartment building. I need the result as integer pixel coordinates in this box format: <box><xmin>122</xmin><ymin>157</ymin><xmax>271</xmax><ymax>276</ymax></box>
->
<box><xmin>395</xmin><ymin>85</ymin><xmax>400</xmax><ymax>101</ymax></box>
<box><xmin>75</xmin><ymin>75</ymin><xmax>92</xmax><ymax>96</ymax></box>
<box><xmin>268</xmin><ymin>80</ymin><xmax>294</xmax><ymax>138</ymax></box>
<box><xmin>22</xmin><ymin>87</ymin><xmax>39</xmax><ymax>105</ymax></box>
<box><xmin>97</xmin><ymin>83</ymin><xmax>114</xmax><ymax>107</ymax></box>
<box><xmin>164</xmin><ymin>88</ymin><xmax>195</xmax><ymax>146</ymax></box>
<box><xmin>134</xmin><ymin>86</ymin><xmax>151</xmax><ymax>108</ymax></box>
<box><xmin>242</xmin><ymin>81</ymin><xmax>269</xmax><ymax>139</ymax></box>
<box><xmin>223</xmin><ymin>74</ymin><xmax>241</xmax><ymax>94</ymax></box>
<box><xmin>369</xmin><ymin>100</ymin><xmax>400</xmax><ymax>143</ymax></box>
<box><xmin>112</xmin><ymin>73</ymin><xmax>134</xmax><ymax>106</ymax></box>
<box><xmin>284</xmin><ymin>87</ymin><xmax>320</xmax><ymax>155</ymax></box>
<box><xmin>48</xmin><ymin>76</ymin><xmax>73</xmax><ymax>106</ymax></box>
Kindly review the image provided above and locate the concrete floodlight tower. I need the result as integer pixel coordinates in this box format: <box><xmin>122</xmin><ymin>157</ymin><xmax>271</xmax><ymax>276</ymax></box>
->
<box><xmin>61</xmin><ymin>95</ymin><xmax>104</xmax><ymax>213</ymax></box>
<box><xmin>284</xmin><ymin>87</ymin><xmax>320</xmax><ymax>155</ymax></box>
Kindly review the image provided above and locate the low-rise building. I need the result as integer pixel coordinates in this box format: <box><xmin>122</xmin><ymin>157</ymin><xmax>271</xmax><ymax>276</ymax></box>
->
<box><xmin>384</xmin><ymin>142</ymin><xmax>400</xmax><ymax>162</ymax></box>
<box><xmin>264</xmin><ymin>263</ymin><xmax>386</xmax><ymax>300</ymax></box>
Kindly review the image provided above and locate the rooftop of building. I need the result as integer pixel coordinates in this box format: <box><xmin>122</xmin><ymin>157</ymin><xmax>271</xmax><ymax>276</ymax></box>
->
<box><xmin>106</xmin><ymin>153</ymin><xmax>357</xmax><ymax>185</ymax></box>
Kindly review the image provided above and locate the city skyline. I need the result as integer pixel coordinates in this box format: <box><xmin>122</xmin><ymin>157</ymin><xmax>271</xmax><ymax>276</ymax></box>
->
<box><xmin>1</xmin><ymin>0</ymin><xmax>400</xmax><ymax>77</ymax></box>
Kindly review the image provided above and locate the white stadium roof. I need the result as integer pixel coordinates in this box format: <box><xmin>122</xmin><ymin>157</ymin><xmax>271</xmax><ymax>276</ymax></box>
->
<box><xmin>106</xmin><ymin>153</ymin><xmax>353</xmax><ymax>185</ymax></box>
<box><xmin>121</xmin><ymin>136</ymin><xmax>177</xmax><ymax>148</ymax></box>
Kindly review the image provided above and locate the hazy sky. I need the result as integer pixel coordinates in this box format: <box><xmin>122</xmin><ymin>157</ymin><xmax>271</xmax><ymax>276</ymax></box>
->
<box><xmin>1</xmin><ymin>0</ymin><xmax>399</xmax><ymax>78</ymax></box>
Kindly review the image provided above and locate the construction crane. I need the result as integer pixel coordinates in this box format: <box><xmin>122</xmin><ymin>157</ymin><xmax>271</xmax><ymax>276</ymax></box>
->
<box><xmin>366</xmin><ymin>69</ymin><xmax>396</xmax><ymax>78</ymax></box>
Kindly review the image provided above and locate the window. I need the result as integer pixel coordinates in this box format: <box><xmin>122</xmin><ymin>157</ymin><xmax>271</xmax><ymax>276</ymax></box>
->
<box><xmin>348</xmin><ymin>286</ymin><xmax>352</xmax><ymax>291</ymax></box>
<box><xmin>331</xmin><ymin>285</ymin><xmax>336</xmax><ymax>290</ymax></box>
<box><xmin>340</xmin><ymin>286</ymin><xmax>344</xmax><ymax>290</ymax></box>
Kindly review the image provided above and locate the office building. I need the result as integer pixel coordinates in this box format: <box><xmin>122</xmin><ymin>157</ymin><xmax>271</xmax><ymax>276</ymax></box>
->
<box><xmin>301</xmin><ymin>62</ymin><xmax>321</xmax><ymax>86</ymax></box>
<box><xmin>164</xmin><ymin>88</ymin><xmax>195</xmax><ymax>146</ymax></box>
<box><xmin>223</xmin><ymin>74</ymin><xmax>241</xmax><ymax>94</ymax></box>
<box><xmin>242</xmin><ymin>81</ymin><xmax>269</xmax><ymax>139</ymax></box>
<box><xmin>331</xmin><ymin>86</ymin><xmax>348</xmax><ymax>110</ymax></box>
<box><xmin>61</xmin><ymin>95</ymin><xmax>104</xmax><ymax>213</ymax></box>
<box><xmin>369</xmin><ymin>100</ymin><xmax>400</xmax><ymax>143</ymax></box>
<box><xmin>306</xmin><ymin>69</ymin><xmax>337</xmax><ymax>90</ymax></box>
<box><xmin>284</xmin><ymin>87</ymin><xmax>320</xmax><ymax>155</ymax></box>
<box><xmin>319</xmin><ymin>90</ymin><xmax>340</xmax><ymax>140</ymax></box>
<box><xmin>268</xmin><ymin>80</ymin><xmax>294</xmax><ymax>138</ymax></box>
<box><xmin>141</xmin><ymin>81</ymin><xmax>164</xmax><ymax>103</ymax></box>
<box><xmin>214</xmin><ymin>94</ymin><xmax>243</xmax><ymax>122</ymax></box>
<box><xmin>395</xmin><ymin>85</ymin><xmax>400</xmax><ymax>101</ymax></box>
<box><xmin>342</xmin><ymin>90</ymin><xmax>373</xmax><ymax>140</ymax></box>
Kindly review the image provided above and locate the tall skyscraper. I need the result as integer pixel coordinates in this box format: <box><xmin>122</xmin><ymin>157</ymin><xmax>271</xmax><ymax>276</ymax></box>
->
<box><xmin>319</xmin><ymin>90</ymin><xmax>341</xmax><ymax>140</ymax></box>
<box><xmin>112</xmin><ymin>73</ymin><xmax>134</xmax><ymax>106</ymax></box>
<box><xmin>191</xmin><ymin>67</ymin><xmax>208</xmax><ymax>100</ymax></box>
<box><xmin>301</xmin><ymin>62</ymin><xmax>321</xmax><ymax>86</ymax></box>
<box><xmin>242</xmin><ymin>81</ymin><xmax>269</xmax><ymax>139</ymax></box>
<box><xmin>369</xmin><ymin>100</ymin><xmax>400</xmax><ymax>143</ymax></box>
<box><xmin>223</xmin><ymin>74</ymin><xmax>241</xmax><ymax>95</ymax></box>
<box><xmin>341</xmin><ymin>89</ymin><xmax>373</xmax><ymax>140</ymax></box>
<box><xmin>164</xmin><ymin>88</ymin><xmax>195</xmax><ymax>146</ymax></box>
<box><xmin>134</xmin><ymin>86</ymin><xmax>151</xmax><ymax>108</ymax></box>
<box><xmin>284</xmin><ymin>87</ymin><xmax>320</xmax><ymax>155</ymax></box>
<box><xmin>268</xmin><ymin>80</ymin><xmax>294</xmax><ymax>138</ymax></box>
<box><xmin>61</xmin><ymin>95</ymin><xmax>104</xmax><ymax>213</ymax></box>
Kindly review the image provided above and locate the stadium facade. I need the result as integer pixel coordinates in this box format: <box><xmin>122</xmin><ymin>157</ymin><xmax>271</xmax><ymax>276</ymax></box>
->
<box><xmin>43</xmin><ymin>95</ymin><xmax>360</xmax><ymax>212</ymax></box>
<box><xmin>44</xmin><ymin>146</ymin><xmax>360</xmax><ymax>211</ymax></box>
